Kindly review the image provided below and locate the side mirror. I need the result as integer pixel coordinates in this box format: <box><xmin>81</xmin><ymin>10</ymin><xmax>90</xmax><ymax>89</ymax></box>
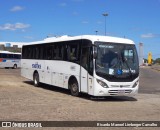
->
<box><xmin>93</xmin><ymin>52</ymin><xmax>97</xmax><ymax>59</ymax></box>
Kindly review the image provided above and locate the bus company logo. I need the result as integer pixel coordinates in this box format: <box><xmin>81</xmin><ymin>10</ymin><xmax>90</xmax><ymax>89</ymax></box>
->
<box><xmin>32</xmin><ymin>62</ymin><xmax>41</xmax><ymax>69</ymax></box>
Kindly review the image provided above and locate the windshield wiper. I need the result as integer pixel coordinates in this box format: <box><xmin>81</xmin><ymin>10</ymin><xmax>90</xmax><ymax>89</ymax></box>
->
<box><xmin>115</xmin><ymin>51</ymin><xmax>133</xmax><ymax>78</ymax></box>
<box><xmin>123</xmin><ymin>57</ymin><xmax>133</xmax><ymax>77</ymax></box>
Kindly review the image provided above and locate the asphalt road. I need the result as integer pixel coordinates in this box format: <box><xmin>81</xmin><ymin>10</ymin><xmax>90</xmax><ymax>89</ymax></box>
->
<box><xmin>0</xmin><ymin>67</ymin><xmax>160</xmax><ymax>130</ymax></box>
<box><xmin>139</xmin><ymin>67</ymin><xmax>160</xmax><ymax>94</ymax></box>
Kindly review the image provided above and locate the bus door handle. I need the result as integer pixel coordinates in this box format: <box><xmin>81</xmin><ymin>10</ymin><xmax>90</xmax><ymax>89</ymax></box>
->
<box><xmin>82</xmin><ymin>77</ymin><xmax>86</xmax><ymax>78</ymax></box>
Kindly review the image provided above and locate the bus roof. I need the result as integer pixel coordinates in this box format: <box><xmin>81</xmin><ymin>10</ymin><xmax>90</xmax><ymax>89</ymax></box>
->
<box><xmin>0</xmin><ymin>51</ymin><xmax>21</xmax><ymax>54</ymax></box>
<box><xmin>23</xmin><ymin>35</ymin><xmax>135</xmax><ymax>46</ymax></box>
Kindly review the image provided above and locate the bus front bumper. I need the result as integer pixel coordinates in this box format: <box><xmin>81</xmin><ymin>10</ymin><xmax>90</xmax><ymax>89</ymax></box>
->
<box><xmin>93</xmin><ymin>85</ymin><xmax>139</xmax><ymax>97</ymax></box>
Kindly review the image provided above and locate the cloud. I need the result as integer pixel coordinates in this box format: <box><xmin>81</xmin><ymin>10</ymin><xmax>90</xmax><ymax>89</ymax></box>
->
<box><xmin>10</xmin><ymin>6</ymin><xmax>25</xmax><ymax>12</ymax></box>
<box><xmin>72</xmin><ymin>0</ymin><xmax>84</xmax><ymax>2</ymax></box>
<box><xmin>24</xmin><ymin>36</ymin><xmax>33</xmax><ymax>39</ymax></box>
<box><xmin>59</xmin><ymin>2</ymin><xmax>67</xmax><ymax>7</ymax></box>
<box><xmin>141</xmin><ymin>33</ymin><xmax>160</xmax><ymax>38</ymax></box>
<box><xmin>141</xmin><ymin>33</ymin><xmax>155</xmax><ymax>38</ymax></box>
<box><xmin>72</xmin><ymin>11</ymin><xmax>78</xmax><ymax>15</ymax></box>
<box><xmin>82</xmin><ymin>21</ymin><xmax>89</xmax><ymax>24</ymax></box>
<box><xmin>97</xmin><ymin>21</ymin><xmax>103</xmax><ymax>24</ymax></box>
<box><xmin>0</xmin><ymin>23</ymin><xmax>30</xmax><ymax>31</ymax></box>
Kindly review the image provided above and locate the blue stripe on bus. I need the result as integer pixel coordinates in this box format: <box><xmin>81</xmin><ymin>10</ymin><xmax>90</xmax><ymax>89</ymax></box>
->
<box><xmin>0</xmin><ymin>59</ymin><xmax>19</xmax><ymax>62</ymax></box>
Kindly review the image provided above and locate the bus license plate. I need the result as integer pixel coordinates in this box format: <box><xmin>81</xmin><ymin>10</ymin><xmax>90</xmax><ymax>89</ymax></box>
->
<box><xmin>118</xmin><ymin>90</ymin><xmax>125</xmax><ymax>94</ymax></box>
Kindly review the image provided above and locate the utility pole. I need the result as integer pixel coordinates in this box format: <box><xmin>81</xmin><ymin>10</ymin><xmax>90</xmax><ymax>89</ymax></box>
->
<box><xmin>139</xmin><ymin>43</ymin><xmax>144</xmax><ymax>66</ymax></box>
<box><xmin>102</xmin><ymin>13</ymin><xmax>108</xmax><ymax>36</ymax></box>
<box><xmin>95</xmin><ymin>31</ymin><xmax>98</xmax><ymax>35</ymax></box>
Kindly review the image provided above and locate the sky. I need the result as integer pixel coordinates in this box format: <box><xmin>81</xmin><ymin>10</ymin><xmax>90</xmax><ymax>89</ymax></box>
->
<box><xmin>0</xmin><ymin>0</ymin><xmax>160</xmax><ymax>59</ymax></box>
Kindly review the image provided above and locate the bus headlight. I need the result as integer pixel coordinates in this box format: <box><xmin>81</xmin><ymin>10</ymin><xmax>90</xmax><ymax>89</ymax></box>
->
<box><xmin>97</xmin><ymin>79</ymin><xmax>108</xmax><ymax>88</ymax></box>
<box><xmin>132</xmin><ymin>80</ymin><xmax>139</xmax><ymax>88</ymax></box>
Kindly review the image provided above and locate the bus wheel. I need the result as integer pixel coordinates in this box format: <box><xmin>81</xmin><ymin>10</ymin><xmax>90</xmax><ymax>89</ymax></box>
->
<box><xmin>33</xmin><ymin>73</ymin><xmax>40</xmax><ymax>87</ymax></box>
<box><xmin>70</xmin><ymin>79</ymin><xmax>79</xmax><ymax>96</ymax></box>
<box><xmin>13</xmin><ymin>64</ymin><xmax>17</xmax><ymax>69</ymax></box>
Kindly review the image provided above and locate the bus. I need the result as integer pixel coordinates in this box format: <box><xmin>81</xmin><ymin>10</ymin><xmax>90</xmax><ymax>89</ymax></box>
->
<box><xmin>21</xmin><ymin>35</ymin><xmax>139</xmax><ymax>96</ymax></box>
<box><xmin>0</xmin><ymin>51</ymin><xmax>21</xmax><ymax>69</ymax></box>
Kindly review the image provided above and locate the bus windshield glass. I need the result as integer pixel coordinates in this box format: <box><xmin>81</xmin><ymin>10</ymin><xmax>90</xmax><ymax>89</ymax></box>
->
<box><xmin>95</xmin><ymin>42</ymin><xmax>139</xmax><ymax>81</ymax></box>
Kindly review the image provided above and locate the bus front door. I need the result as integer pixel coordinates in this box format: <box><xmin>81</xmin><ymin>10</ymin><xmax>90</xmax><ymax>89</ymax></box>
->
<box><xmin>80</xmin><ymin>47</ymin><xmax>89</xmax><ymax>93</ymax></box>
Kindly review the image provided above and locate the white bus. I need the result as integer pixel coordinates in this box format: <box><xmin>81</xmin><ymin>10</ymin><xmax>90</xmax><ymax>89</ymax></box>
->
<box><xmin>0</xmin><ymin>51</ymin><xmax>21</xmax><ymax>69</ymax></box>
<box><xmin>21</xmin><ymin>35</ymin><xmax>139</xmax><ymax>96</ymax></box>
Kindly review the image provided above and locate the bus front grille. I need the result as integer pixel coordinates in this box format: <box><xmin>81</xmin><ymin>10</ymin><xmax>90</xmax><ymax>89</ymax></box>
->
<box><xmin>108</xmin><ymin>89</ymin><xmax>132</xmax><ymax>96</ymax></box>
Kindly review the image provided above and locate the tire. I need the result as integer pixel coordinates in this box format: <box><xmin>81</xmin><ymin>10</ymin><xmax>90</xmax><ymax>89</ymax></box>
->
<box><xmin>33</xmin><ymin>73</ymin><xmax>40</xmax><ymax>87</ymax></box>
<box><xmin>70</xmin><ymin>79</ymin><xmax>79</xmax><ymax>96</ymax></box>
<box><xmin>13</xmin><ymin>64</ymin><xmax>17</xmax><ymax>69</ymax></box>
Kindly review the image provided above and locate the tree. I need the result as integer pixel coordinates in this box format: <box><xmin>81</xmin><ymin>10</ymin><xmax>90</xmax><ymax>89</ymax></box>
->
<box><xmin>155</xmin><ymin>58</ymin><xmax>160</xmax><ymax>64</ymax></box>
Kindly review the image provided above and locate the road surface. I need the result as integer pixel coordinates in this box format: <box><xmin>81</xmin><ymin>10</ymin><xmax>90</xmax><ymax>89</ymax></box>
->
<box><xmin>0</xmin><ymin>67</ymin><xmax>160</xmax><ymax>130</ymax></box>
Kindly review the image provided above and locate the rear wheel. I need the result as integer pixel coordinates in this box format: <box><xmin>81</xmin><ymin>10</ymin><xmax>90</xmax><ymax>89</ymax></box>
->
<box><xmin>33</xmin><ymin>73</ymin><xmax>40</xmax><ymax>87</ymax></box>
<box><xmin>70</xmin><ymin>79</ymin><xmax>79</xmax><ymax>96</ymax></box>
<box><xmin>12</xmin><ymin>64</ymin><xmax>17</xmax><ymax>69</ymax></box>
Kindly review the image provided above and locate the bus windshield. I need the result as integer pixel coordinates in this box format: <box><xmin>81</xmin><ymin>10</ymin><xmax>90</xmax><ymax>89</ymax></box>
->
<box><xmin>95</xmin><ymin>42</ymin><xmax>139</xmax><ymax>82</ymax></box>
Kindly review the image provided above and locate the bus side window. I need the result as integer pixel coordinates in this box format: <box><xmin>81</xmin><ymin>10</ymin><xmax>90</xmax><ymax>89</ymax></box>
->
<box><xmin>6</xmin><ymin>54</ymin><xmax>10</xmax><ymax>58</ymax></box>
<box><xmin>63</xmin><ymin>44</ymin><xmax>68</xmax><ymax>61</ymax></box>
<box><xmin>28</xmin><ymin>47</ymin><xmax>32</xmax><ymax>59</ymax></box>
<box><xmin>22</xmin><ymin>46</ymin><xmax>27</xmax><ymax>59</ymax></box>
<box><xmin>89</xmin><ymin>47</ymin><xmax>93</xmax><ymax>75</ymax></box>
<box><xmin>81</xmin><ymin>39</ymin><xmax>93</xmax><ymax>75</ymax></box>
<box><xmin>3</xmin><ymin>53</ymin><xmax>7</xmax><ymax>58</ymax></box>
<box><xmin>15</xmin><ymin>54</ymin><xmax>21</xmax><ymax>59</ymax></box>
<box><xmin>53</xmin><ymin>44</ymin><xmax>63</xmax><ymax>60</ymax></box>
<box><xmin>58</xmin><ymin>45</ymin><xmax>63</xmax><ymax>60</ymax></box>
<box><xmin>67</xmin><ymin>42</ymin><xmax>79</xmax><ymax>62</ymax></box>
<box><xmin>35</xmin><ymin>47</ymin><xmax>39</xmax><ymax>59</ymax></box>
<box><xmin>81</xmin><ymin>48</ymin><xmax>88</xmax><ymax>70</ymax></box>
<box><xmin>17</xmin><ymin>54</ymin><xmax>21</xmax><ymax>59</ymax></box>
<box><xmin>47</xmin><ymin>46</ymin><xmax>52</xmax><ymax>60</ymax></box>
<box><xmin>52</xmin><ymin>45</ymin><xmax>56</xmax><ymax>60</ymax></box>
<box><xmin>10</xmin><ymin>54</ymin><xmax>14</xmax><ymax>58</ymax></box>
<box><xmin>53</xmin><ymin>45</ymin><xmax>58</xmax><ymax>60</ymax></box>
<box><xmin>39</xmin><ymin>45</ymin><xmax>44</xmax><ymax>59</ymax></box>
<box><xmin>14</xmin><ymin>54</ymin><xmax>16</xmax><ymax>59</ymax></box>
<box><xmin>31</xmin><ymin>46</ymin><xmax>36</xmax><ymax>59</ymax></box>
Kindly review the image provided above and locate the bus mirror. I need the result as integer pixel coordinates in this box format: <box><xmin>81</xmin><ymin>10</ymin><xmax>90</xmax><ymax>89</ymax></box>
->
<box><xmin>93</xmin><ymin>52</ymin><xmax>97</xmax><ymax>59</ymax></box>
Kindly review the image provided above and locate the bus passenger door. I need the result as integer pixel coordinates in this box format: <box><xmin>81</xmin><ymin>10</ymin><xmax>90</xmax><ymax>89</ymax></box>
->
<box><xmin>45</xmin><ymin>61</ymin><xmax>52</xmax><ymax>84</ymax></box>
<box><xmin>80</xmin><ymin>47</ymin><xmax>89</xmax><ymax>93</ymax></box>
<box><xmin>81</xmin><ymin>46</ymin><xmax>94</xmax><ymax>94</ymax></box>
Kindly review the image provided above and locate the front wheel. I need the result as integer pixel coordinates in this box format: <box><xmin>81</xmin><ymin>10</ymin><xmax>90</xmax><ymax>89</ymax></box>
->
<box><xmin>33</xmin><ymin>73</ymin><xmax>40</xmax><ymax>87</ymax></box>
<box><xmin>70</xmin><ymin>79</ymin><xmax>79</xmax><ymax>96</ymax></box>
